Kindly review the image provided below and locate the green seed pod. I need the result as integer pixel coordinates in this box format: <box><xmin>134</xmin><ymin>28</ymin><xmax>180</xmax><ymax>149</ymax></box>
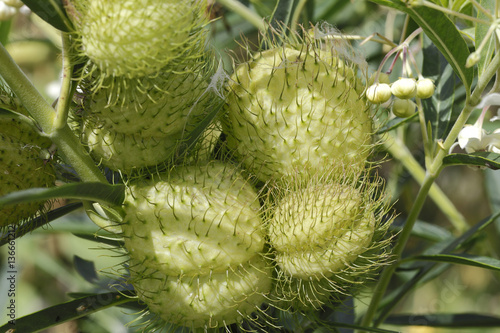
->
<box><xmin>123</xmin><ymin>161</ymin><xmax>271</xmax><ymax>329</ymax></box>
<box><xmin>366</xmin><ymin>83</ymin><xmax>392</xmax><ymax>104</ymax></box>
<box><xmin>131</xmin><ymin>255</ymin><xmax>272</xmax><ymax>330</ymax></box>
<box><xmin>391</xmin><ymin>78</ymin><xmax>417</xmax><ymax>99</ymax></box>
<box><xmin>80</xmin><ymin>120</ymin><xmax>180</xmax><ymax>172</ymax></box>
<box><xmin>223</xmin><ymin>34</ymin><xmax>373</xmax><ymax>183</ymax></box>
<box><xmin>122</xmin><ymin>161</ymin><xmax>266</xmax><ymax>275</ymax></box>
<box><xmin>416</xmin><ymin>78</ymin><xmax>435</xmax><ymax>99</ymax></box>
<box><xmin>266</xmin><ymin>168</ymin><xmax>392</xmax><ymax>309</ymax></box>
<box><xmin>84</xmin><ymin>63</ymin><xmax>215</xmax><ymax>137</ymax></box>
<box><xmin>0</xmin><ymin>116</ymin><xmax>55</xmax><ymax>228</ymax></box>
<box><xmin>72</xmin><ymin>0</ymin><xmax>208</xmax><ymax>79</ymax></box>
<box><xmin>391</xmin><ymin>98</ymin><xmax>416</xmax><ymax>118</ymax></box>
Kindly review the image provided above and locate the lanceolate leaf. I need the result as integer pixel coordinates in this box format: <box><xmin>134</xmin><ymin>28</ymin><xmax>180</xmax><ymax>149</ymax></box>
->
<box><xmin>270</xmin><ymin>0</ymin><xmax>295</xmax><ymax>30</ymax></box>
<box><xmin>409</xmin><ymin>253</ymin><xmax>500</xmax><ymax>272</ymax></box>
<box><xmin>421</xmin><ymin>35</ymin><xmax>459</xmax><ymax>141</ymax></box>
<box><xmin>0</xmin><ymin>202</ymin><xmax>82</xmax><ymax>246</ymax></box>
<box><xmin>0</xmin><ymin>182</ymin><xmax>125</xmax><ymax>208</ymax></box>
<box><xmin>369</xmin><ymin>0</ymin><xmax>473</xmax><ymax>93</ymax></box>
<box><xmin>0</xmin><ymin>291</ymin><xmax>135</xmax><ymax>332</ymax></box>
<box><xmin>476</xmin><ymin>0</ymin><xmax>495</xmax><ymax>76</ymax></box>
<box><xmin>22</xmin><ymin>0</ymin><xmax>73</xmax><ymax>32</ymax></box>
<box><xmin>443</xmin><ymin>152</ymin><xmax>500</xmax><ymax>169</ymax></box>
<box><xmin>385</xmin><ymin>313</ymin><xmax>500</xmax><ymax>327</ymax></box>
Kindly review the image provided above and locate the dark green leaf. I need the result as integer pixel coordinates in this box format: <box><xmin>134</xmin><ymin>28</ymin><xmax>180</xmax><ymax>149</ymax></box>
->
<box><xmin>409</xmin><ymin>253</ymin><xmax>500</xmax><ymax>271</ymax></box>
<box><xmin>385</xmin><ymin>313</ymin><xmax>500</xmax><ymax>327</ymax></box>
<box><xmin>421</xmin><ymin>35</ymin><xmax>459</xmax><ymax>141</ymax></box>
<box><xmin>369</xmin><ymin>0</ymin><xmax>473</xmax><ymax>93</ymax></box>
<box><xmin>443</xmin><ymin>152</ymin><xmax>500</xmax><ymax>169</ymax></box>
<box><xmin>74</xmin><ymin>255</ymin><xmax>99</xmax><ymax>284</ymax></box>
<box><xmin>0</xmin><ymin>182</ymin><xmax>125</xmax><ymax>208</ymax></box>
<box><xmin>0</xmin><ymin>291</ymin><xmax>135</xmax><ymax>332</ymax></box>
<box><xmin>0</xmin><ymin>202</ymin><xmax>82</xmax><ymax>246</ymax></box>
<box><xmin>22</xmin><ymin>0</ymin><xmax>73</xmax><ymax>32</ymax></box>
<box><xmin>67</xmin><ymin>292</ymin><xmax>145</xmax><ymax>312</ymax></box>
<box><xmin>476</xmin><ymin>0</ymin><xmax>495</xmax><ymax>76</ymax></box>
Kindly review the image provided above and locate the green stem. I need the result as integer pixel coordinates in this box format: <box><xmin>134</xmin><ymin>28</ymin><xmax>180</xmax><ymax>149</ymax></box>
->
<box><xmin>383</xmin><ymin>133</ymin><xmax>468</xmax><ymax>232</ymax></box>
<box><xmin>0</xmin><ymin>41</ymin><xmax>56</xmax><ymax>133</ymax></box>
<box><xmin>54</xmin><ymin>33</ymin><xmax>74</xmax><ymax>130</ymax></box>
<box><xmin>216</xmin><ymin>0</ymin><xmax>266</xmax><ymax>31</ymax></box>
<box><xmin>361</xmin><ymin>33</ymin><xmax>500</xmax><ymax>331</ymax></box>
<box><xmin>422</xmin><ymin>0</ymin><xmax>491</xmax><ymax>25</ymax></box>
<box><xmin>0</xmin><ymin>41</ymin><xmax>106</xmax><ymax>184</ymax></box>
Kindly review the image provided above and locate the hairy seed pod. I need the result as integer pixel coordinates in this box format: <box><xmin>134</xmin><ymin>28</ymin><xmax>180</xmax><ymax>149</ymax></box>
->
<box><xmin>266</xmin><ymin>168</ymin><xmax>392</xmax><ymax>309</ymax></box>
<box><xmin>123</xmin><ymin>161</ymin><xmax>271</xmax><ymax>328</ymax></box>
<box><xmin>224</xmin><ymin>41</ymin><xmax>372</xmax><ymax>183</ymax></box>
<box><xmin>0</xmin><ymin>116</ymin><xmax>55</xmax><ymax>228</ymax></box>
<box><xmin>72</xmin><ymin>0</ymin><xmax>208</xmax><ymax>79</ymax></box>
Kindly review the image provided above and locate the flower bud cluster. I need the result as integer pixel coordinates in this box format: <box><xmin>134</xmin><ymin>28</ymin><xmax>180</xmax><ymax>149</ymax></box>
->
<box><xmin>366</xmin><ymin>75</ymin><xmax>435</xmax><ymax>118</ymax></box>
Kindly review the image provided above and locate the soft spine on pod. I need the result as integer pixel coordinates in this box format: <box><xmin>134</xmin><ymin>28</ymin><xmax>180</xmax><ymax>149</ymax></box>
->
<box><xmin>223</xmin><ymin>29</ymin><xmax>373</xmax><ymax>183</ymax></box>
<box><xmin>121</xmin><ymin>161</ymin><xmax>272</xmax><ymax>330</ymax></box>
<box><xmin>0</xmin><ymin>114</ymin><xmax>55</xmax><ymax>228</ymax></box>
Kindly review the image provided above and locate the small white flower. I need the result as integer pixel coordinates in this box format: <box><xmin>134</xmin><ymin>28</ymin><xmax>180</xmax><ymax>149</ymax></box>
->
<box><xmin>457</xmin><ymin>124</ymin><xmax>487</xmax><ymax>153</ymax></box>
<box><xmin>485</xmin><ymin>129</ymin><xmax>500</xmax><ymax>154</ymax></box>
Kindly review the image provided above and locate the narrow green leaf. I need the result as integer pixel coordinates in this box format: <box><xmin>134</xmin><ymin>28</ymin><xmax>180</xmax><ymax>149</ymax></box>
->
<box><xmin>0</xmin><ymin>182</ymin><xmax>125</xmax><ymax>208</ymax></box>
<box><xmin>376</xmin><ymin>211</ymin><xmax>500</xmax><ymax>324</ymax></box>
<box><xmin>72</xmin><ymin>233</ymin><xmax>125</xmax><ymax>248</ymax></box>
<box><xmin>73</xmin><ymin>255</ymin><xmax>99</xmax><ymax>284</ymax></box>
<box><xmin>0</xmin><ymin>291</ymin><xmax>135</xmax><ymax>332</ymax></box>
<box><xmin>476</xmin><ymin>0</ymin><xmax>495</xmax><ymax>76</ymax></box>
<box><xmin>369</xmin><ymin>0</ymin><xmax>473</xmax><ymax>93</ymax></box>
<box><xmin>376</xmin><ymin>112</ymin><xmax>418</xmax><ymax>134</ymax></box>
<box><xmin>22</xmin><ymin>0</ymin><xmax>73</xmax><ymax>32</ymax></box>
<box><xmin>443</xmin><ymin>152</ymin><xmax>500</xmax><ymax>169</ymax></box>
<box><xmin>0</xmin><ymin>202</ymin><xmax>82</xmax><ymax>246</ymax></box>
<box><xmin>385</xmin><ymin>313</ymin><xmax>500</xmax><ymax>327</ymax></box>
<box><xmin>270</xmin><ymin>0</ymin><xmax>295</xmax><ymax>30</ymax></box>
<box><xmin>410</xmin><ymin>253</ymin><xmax>500</xmax><ymax>272</ymax></box>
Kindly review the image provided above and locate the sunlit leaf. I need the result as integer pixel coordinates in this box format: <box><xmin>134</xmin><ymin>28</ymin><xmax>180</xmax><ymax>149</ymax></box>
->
<box><xmin>385</xmin><ymin>313</ymin><xmax>500</xmax><ymax>327</ymax></box>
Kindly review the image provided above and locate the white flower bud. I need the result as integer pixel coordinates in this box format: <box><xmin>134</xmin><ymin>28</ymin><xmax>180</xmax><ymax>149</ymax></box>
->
<box><xmin>366</xmin><ymin>83</ymin><xmax>391</xmax><ymax>104</ymax></box>
<box><xmin>391</xmin><ymin>78</ymin><xmax>417</xmax><ymax>99</ymax></box>
<box><xmin>391</xmin><ymin>98</ymin><xmax>416</xmax><ymax>118</ymax></box>
<box><xmin>416</xmin><ymin>78</ymin><xmax>435</xmax><ymax>99</ymax></box>
<box><xmin>466</xmin><ymin>52</ymin><xmax>480</xmax><ymax>68</ymax></box>
<box><xmin>2</xmin><ymin>0</ymin><xmax>24</xmax><ymax>8</ymax></box>
<box><xmin>0</xmin><ymin>2</ymin><xmax>17</xmax><ymax>20</ymax></box>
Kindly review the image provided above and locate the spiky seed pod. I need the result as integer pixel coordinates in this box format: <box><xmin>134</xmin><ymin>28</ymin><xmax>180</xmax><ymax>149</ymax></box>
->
<box><xmin>391</xmin><ymin>98</ymin><xmax>416</xmax><ymax>118</ymax></box>
<box><xmin>71</xmin><ymin>0</ymin><xmax>208</xmax><ymax>79</ymax></box>
<box><xmin>131</xmin><ymin>255</ymin><xmax>272</xmax><ymax>330</ymax></box>
<box><xmin>0</xmin><ymin>116</ymin><xmax>55</xmax><ymax>228</ymax></box>
<box><xmin>122</xmin><ymin>161</ymin><xmax>271</xmax><ymax>328</ymax></box>
<box><xmin>85</xmin><ymin>64</ymin><xmax>214</xmax><ymax>138</ymax></box>
<box><xmin>266</xmin><ymin>168</ymin><xmax>392</xmax><ymax>309</ymax></box>
<box><xmin>223</xmin><ymin>35</ymin><xmax>373</xmax><ymax>183</ymax></box>
<box><xmin>391</xmin><ymin>78</ymin><xmax>417</xmax><ymax>99</ymax></box>
<box><xmin>122</xmin><ymin>161</ymin><xmax>266</xmax><ymax>276</ymax></box>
